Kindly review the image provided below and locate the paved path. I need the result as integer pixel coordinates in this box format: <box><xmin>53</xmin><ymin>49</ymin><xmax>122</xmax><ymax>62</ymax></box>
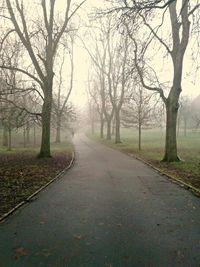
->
<box><xmin>0</xmin><ymin>134</ymin><xmax>200</xmax><ymax>267</ymax></box>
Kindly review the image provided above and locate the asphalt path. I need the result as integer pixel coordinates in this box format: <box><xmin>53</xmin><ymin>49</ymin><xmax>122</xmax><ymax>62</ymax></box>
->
<box><xmin>0</xmin><ymin>134</ymin><xmax>200</xmax><ymax>267</ymax></box>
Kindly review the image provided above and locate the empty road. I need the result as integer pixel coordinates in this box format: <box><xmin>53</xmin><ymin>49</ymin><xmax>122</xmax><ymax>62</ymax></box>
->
<box><xmin>0</xmin><ymin>134</ymin><xmax>200</xmax><ymax>267</ymax></box>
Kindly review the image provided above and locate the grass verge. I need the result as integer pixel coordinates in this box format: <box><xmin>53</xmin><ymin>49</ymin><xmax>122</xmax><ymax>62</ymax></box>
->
<box><xmin>0</xmin><ymin>141</ymin><xmax>74</xmax><ymax>218</ymax></box>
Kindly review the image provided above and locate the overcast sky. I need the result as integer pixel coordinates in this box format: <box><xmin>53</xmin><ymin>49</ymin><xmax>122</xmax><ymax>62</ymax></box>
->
<box><xmin>60</xmin><ymin>0</ymin><xmax>200</xmax><ymax>109</ymax></box>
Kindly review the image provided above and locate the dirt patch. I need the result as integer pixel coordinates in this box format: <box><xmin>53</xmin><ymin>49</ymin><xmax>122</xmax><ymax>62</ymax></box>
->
<box><xmin>0</xmin><ymin>151</ymin><xmax>72</xmax><ymax>217</ymax></box>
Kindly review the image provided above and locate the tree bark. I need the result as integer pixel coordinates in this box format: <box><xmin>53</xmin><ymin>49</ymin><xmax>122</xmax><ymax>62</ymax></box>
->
<box><xmin>8</xmin><ymin>127</ymin><xmax>12</xmax><ymax>151</ymax></box>
<box><xmin>23</xmin><ymin>126</ymin><xmax>26</xmax><ymax>148</ymax></box>
<box><xmin>55</xmin><ymin>116</ymin><xmax>61</xmax><ymax>143</ymax></box>
<box><xmin>100</xmin><ymin>113</ymin><xmax>104</xmax><ymax>138</ymax></box>
<box><xmin>138</xmin><ymin>122</ymin><xmax>142</xmax><ymax>151</ymax></box>
<box><xmin>106</xmin><ymin>120</ymin><xmax>112</xmax><ymax>140</ymax></box>
<box><xmin>56</xmin><ymin>125</ymin><xmax>61</xmax><ymax>143</ymax></box>
<box><xmin>33</xmin><ymin>124</ymin><xmax>36</xmax><ymax>147</ymax></box>
<box><xmin>162</xmin><ymin>99</ymin><xmax>180</xmax><ymax>162</ymax></box>
<box><xmin>26</xmin><ymin>121</ymin><xmax>30</xmax><ymax>144</ymax></box>
<box><xmin>2</xmin><ymin>125</ymin><xmax>8</xmax><ymax>147</ymax></box>
<box><xmin>115</xmin><ymin>110</ymin><xmax>121</xmax><ymax>143</ymax></box>
<box><xmin>38</xmin><ymin>87</ymin><xmax>52</xmax><ymax>158</ymax></box>
<box><xmin>112</xmin><ymin>117</ymin><xmax>115</xmax><ymax>136</ymax></box>
<box><xmin>184</xmin><ymin>118</ymin><xmax>187</xmax><ymax>137</ymax></box>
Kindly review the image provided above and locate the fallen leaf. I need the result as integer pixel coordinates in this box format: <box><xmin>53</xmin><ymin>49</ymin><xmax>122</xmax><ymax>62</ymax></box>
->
<box><xmin>14</xmin><ymin>247</ymin><xmax>28</xmax><ymax>260</ymax></box>
<box><xmin>176</xmin><ymin>250</ymin><xmax>184</xmax><ymax>261</ymax></box>
<box><xmin>74</xmin><ymin>235</ymin><xmax>83</xmax><ymax>240</ymax></box>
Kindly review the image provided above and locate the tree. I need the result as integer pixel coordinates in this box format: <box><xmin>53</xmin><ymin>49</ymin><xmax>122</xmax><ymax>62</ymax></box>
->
<box><xmin>118</xmin><ymin>0</ymin><xmax>200</xmax><ymax>161</ymax></box>
<box><xmin>122</xmin><ymin>85</ymin><xmax>155</xmax><ymax>150</ymax></box>
<box><xmin>82</xmin><ymin>21</ymin><xmax>114</xmax><ymax>140</ymax></box>
<box><xmin>1</xmin><ymin>0</ymin><xmax>85</xmax><ymax>157</ymax></box>
<box><xmin>52</xmin><ymin>36</ymin><xmax>74</xmax><ymax>143</ymax></box>
<box><xmin>106</xmin><ymin>30</ymin><xmax>130</xmax><ymax>143</ymax></box>
<box><xmin>87</xmin><ymin>76</ymin><xmax>105</xmax><ymax>138</ymax></box>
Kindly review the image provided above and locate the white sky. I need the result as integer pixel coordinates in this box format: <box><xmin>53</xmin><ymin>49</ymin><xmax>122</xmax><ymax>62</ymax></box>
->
<box><xmin>10</xmin><ymin>0</ymin><xmax>199</xmax><ymax>108</ymax></box>
<box><xmin>66</xmin><ymin>0</ymin><xmax>200</xmax><ymax>110</ymax></box>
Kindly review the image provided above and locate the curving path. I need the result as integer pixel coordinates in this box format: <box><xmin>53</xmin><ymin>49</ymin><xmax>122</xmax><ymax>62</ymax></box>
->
<box><xmin>0</xmin><ymin>134</ymin><xmax>200</xmax><ymax>267</ymax></box>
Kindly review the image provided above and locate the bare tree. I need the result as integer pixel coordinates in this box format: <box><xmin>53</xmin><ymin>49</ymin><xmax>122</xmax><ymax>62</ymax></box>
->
<box><xmin>119</xmin><ymin>0</ymin><xmax>200</xmax><ymax>161</ymax></box>
<box><xmin>52</xmin><ymin>35</ymin><xmax>75</xmax><ymax>143</ymax></box>
<box><xmin>107</xmin><ymin>30</ymin><xmax>130</xmax><ymax>143</ymax></box>
<box><xmin>122</xmin><ymin>86</ymin><xmax>155</xmax><ymax>150</ymax></box>
<box><xmin>1</xmin><ymin>0</ymin><xmax>85</xmax><ymax>157</ymax></box>
<box><xmin>87</xmin><ymin>75</ymin><xmax>105</xmax><ymax>138</ymax></box>
<box><xmin>82</xmin><ymin>22</ymin><xmax>115</xmax><ymax>140</ymax></box>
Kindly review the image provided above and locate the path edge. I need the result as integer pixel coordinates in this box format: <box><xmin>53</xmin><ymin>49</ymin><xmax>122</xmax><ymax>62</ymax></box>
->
<box><xmin>89</xmin><ymin>136</ymin><xmax>200</xmax><ymax>197</ymax></box>
<box><xmin>128</xmin><ymin>153</ymin><xmax>200</xmax><ymax>197</ymax></box>
<box><xmin>0</xmin><ymin>151</ymin><xmax>75</xmax><ymax>223</ymax></box>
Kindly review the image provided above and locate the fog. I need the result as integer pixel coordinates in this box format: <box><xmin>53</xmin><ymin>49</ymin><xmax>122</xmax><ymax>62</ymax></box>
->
<box><xmin>1</xmin><ymin>0</ymin><xmax>199</xmax><ymax>159</ymax></box>
<box><xmin>1</xmin><ymin>2</ymin><xmax>200</xmax><ymax>265</ymax></box>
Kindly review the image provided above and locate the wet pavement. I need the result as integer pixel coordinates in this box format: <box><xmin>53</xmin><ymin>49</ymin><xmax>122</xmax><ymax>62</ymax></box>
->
<box><xmin>0</xmin><ymin>134</ymin><xmax>200</xmax><ymax>267</ymax></box>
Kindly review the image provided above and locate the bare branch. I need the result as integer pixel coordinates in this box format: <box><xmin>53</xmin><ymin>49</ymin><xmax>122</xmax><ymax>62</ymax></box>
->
<box><xmin>0</xmin><ymin>65</ymin><xmax>43</xmax><ymax>87</ymax></box>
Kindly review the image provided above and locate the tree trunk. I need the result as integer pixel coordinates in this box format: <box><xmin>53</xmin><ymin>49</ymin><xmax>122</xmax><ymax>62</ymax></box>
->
<box><xmin>2</xmin><ymin>125</ymin><xmax>8</xmax><ymax>147</ymax></box>
<box><xmin>33</xmin><ymin>125</ymin><xmax>36</xmax><ymax>147</ymax></box>
<box><xmin>38</xmin><ymin>89</ymin><xmax>52</xmax><ymax>158</ymax></box>
<box><xmin>26</xmin><ymin>121</ymin><xmax>30</xmax><ymax>144</ymax></box>
<box><xmin>138</xmin><ymin>122</ymin><xmax>142</xmax><ymax>151</ymax></box>
<box><xmin>8</xmin><ymin>127</ymin><xmax>12</xmax><ymax>151</ymax></box>
<box><xmin>106</xmin><ymin>120</ymin><xmax>112</xmax><ymax>140</ymax></box>
<box><xmin>115</xmin><ymin>110</ymin><xmax>121</xmax><ymax>143</ymax></box>
<box><xmin>56</xmin><ymin>116</ymin><xmax>61</xmax><ymax>143</ymax></box>
<box><xmin>56</xmin><ymin>126</ymin><xmax>61</xmax><ymax>143</ymax></box>
<box><xmin>162</xmin><ymin>100</ymin><xmax>180</xmax><ymax>162</ymax></box>
<box><xmin>177</xmin><ymin>112</ymin><xmax>181</xmax><ymax>137</ymax></box>
<box><xmin>23</xmin><ymin>126</ymin><xmax>26</xmax><ymax>148</ymax></box>
<box><xmin>112</xmin><ymin>118</ymin><xmax>115</xmax><ymax>136</ymax></box>
<box><xmin>100</xmin><ymin>114</ymin><xmax>104</xmax><ymax>138</ymax></box>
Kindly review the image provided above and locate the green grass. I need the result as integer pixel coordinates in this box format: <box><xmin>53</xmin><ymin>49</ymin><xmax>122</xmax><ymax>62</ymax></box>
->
<box><xmin>89</xmin><ymin>128</ymin><xmax>200</xmax><ymax>191</ymax></box>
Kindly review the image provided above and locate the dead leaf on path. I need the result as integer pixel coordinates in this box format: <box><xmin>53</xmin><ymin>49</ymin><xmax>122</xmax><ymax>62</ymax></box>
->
<box><xmin>14</xmin><ymin>247</ymin><xmax>28</xmax><ymax>260</ymax></box>
<box><xmin>176</xmin><ymin>250</ymin><xmax>184</xmax><ymax>261</ymax></box>
<box><xmin>74</xmin><ymin>235</ymin><xmax>83</xmax><ymax>241</ymax></box>
<box><xmin>43</xmin><ymin>252</ymin><xmax>52</xmax><ymax>257</ymax></box>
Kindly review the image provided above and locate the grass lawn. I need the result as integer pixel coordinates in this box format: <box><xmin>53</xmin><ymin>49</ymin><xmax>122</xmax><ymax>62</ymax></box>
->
<box><xmin>89</xmin><ymin>128</ymin><xmax>200</xmax><ymax>193</ymax></box>
<box><xmin>0</xmin><ymin>141</ymin><xmax>74</xmax><ymax>218</ymax></box>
